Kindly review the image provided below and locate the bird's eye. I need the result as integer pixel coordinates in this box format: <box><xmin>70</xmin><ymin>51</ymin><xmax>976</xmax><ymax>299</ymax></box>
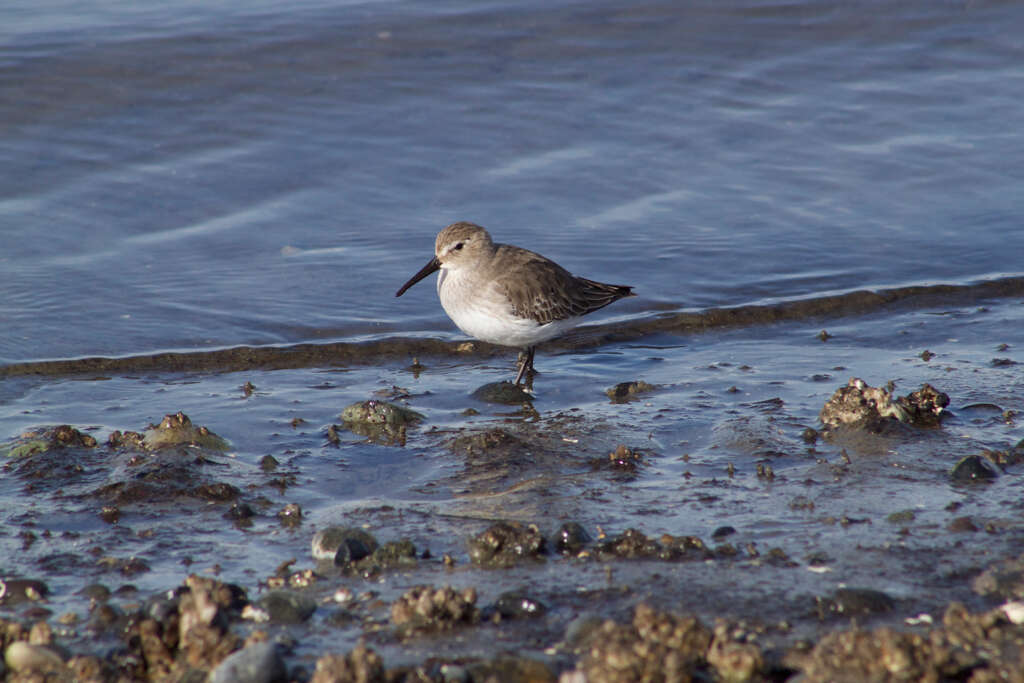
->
<box><xmin>454</xmin><ymin>242</ymin><xmax>464</xmax><ymax>251</ymax></box>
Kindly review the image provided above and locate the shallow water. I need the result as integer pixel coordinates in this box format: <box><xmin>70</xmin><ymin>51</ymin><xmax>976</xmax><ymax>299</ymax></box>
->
<box><xmin>3</xmin><ymin>0</ymin><xmax>1023</xmax><ymax>362</ymax></box>
<box><xmin>2</xmin><ymin>0</ymin><xmax>1024</xmax><ymax>676</ymax></box>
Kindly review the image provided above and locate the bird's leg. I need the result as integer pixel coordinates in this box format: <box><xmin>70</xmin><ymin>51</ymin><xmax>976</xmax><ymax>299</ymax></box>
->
<box><xmin>513</xmin><ymin>346</ymin><xmax>537</xmax><ymax>386</ymax></box>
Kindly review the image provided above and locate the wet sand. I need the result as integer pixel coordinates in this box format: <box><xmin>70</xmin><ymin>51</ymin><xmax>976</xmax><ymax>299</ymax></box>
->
<box><xmin>2</xmin><ymin>282</ymin><xmax>1023</xmax><ymax>680</ymax></box>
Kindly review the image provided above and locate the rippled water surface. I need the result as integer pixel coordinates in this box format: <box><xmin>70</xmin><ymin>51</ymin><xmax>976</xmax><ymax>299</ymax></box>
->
<box><xmin>3</xmin><ymin>0</ymin><xmax>1023</xmax><ymax>361</ymax></box>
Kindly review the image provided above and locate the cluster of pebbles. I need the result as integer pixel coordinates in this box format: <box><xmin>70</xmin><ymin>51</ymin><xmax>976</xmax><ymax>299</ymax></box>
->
<box><xmin>3</xmin><ymin>373</ymin><xmax>1024</xmax><ymax>680</ymax></box>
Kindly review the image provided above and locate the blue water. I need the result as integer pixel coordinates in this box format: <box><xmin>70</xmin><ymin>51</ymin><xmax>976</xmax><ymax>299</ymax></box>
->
<box><xmin>2</xmin><ymin>0</ymin><xmax>1023</xmax><ymax>363</ymax></box>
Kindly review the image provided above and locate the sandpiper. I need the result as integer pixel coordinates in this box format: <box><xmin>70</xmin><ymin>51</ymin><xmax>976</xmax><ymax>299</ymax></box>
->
<box><xmin>395</xmin><ymin>222</ymin><xmax>634</xmax><ymax>385</ymax></box>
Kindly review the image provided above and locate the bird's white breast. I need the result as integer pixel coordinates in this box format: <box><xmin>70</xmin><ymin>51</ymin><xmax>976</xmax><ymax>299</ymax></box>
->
<box><xmin>436</xmin><ymin>267</ymin><xmax>577</xmax><ymax>348</ymax></box>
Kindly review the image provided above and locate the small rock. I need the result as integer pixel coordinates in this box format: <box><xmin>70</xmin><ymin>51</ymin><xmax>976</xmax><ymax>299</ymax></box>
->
<box><xmin>886</xmin><ymin>510</ymin><xmax>916</xmax><ymax>524</ymax></box>
<box><xmin>391</xmin><ymin>585</ymin><xmax>478</xmax><ymax>633</ymax></box>
<box><xmin>340</xmin><ymin>400</ymin><xmax>423</xmax><ymax>427</ymax></box>
<box><xmin>225</xmin><ymin>503</ymin><xmax>256</xmax><ymax>522</ymax></box>
<box><xmin>4</xmin><ymin>641</ymin><xmax>65</xmax><ymax>674</ymax></box>
<box><xmin>3</xmin><ymin>424</ymin><xmax>97</xmax><ymax>458</ymax></box>
<box><xmin>277</xmin><ymin>503</ymin><xmax>302</xmax><ymax>527</ymax></box>
<box><xmin>259</xmin><ymin>591</ymin><xmax>317</xmax><ymax>624</ymax></box>
<box><xmin>552</xmin><ymin>522</ymin><xmax>591</xmax><ymax>555</ymax></box>
<box><xmin>581</xmin><ymin>605</ymin><xmax>711</xmax><ymax>680</ymax></box>
<box><xmin>208</xmin><ymin>641</ymin><xmax>286</xmax><ymax>683</ymax></box>
<box><xmin>339</xmin><ymin>400</ymin><xmax>423</xmax><ymax>444</ymax></box>
<box><xmin>362</xmin><ymin>540</ymin><xmax>418</xmax><ymax>571</ymax></box>
<box><xmin>818</xmin><ymin>588</ymin><xmax>895</xmax><ymax>619</ymax></box>
<box><xmin>708</xmin><ymin>622</ymin><xmax>764</xmax><ymax>682</ymax></box>
<box><xmin>949</xmin><ymin>516</ymin><xmax>979</xmax><ymax>533</ymax></box>
<box><xmin>606</xmin><ymin>380</ymin><xmax>657</xmax><ymax>402</ymax></box>
<box><xmin>107</xmin><ymin>430</ymin><xmax>145</xmax><ymax>449</ymax></box>
<box><xmin>493</xmin><ymin>592</ymin><xmax>547</xmax><ymax>619</ymax></box>
<box><xmin>973</xmin><ymin>554</ymin><xmax>1024</xmax><ymax>598</ymax></box>
<box><xmin>468</xmin><ymin>522</ymin><xmax>545</xmax><ymax>567</ymax></box>
<box><xmin>786</xmin><ymin>627</ymin><xmax>928</xmax><ymax>680</ymax></box>
<box><xmin>99</xmin><ymin>506</ymin><xmax>120</xmax><ymax>524</ymax></box>
<box><xmin>950</xmin><ymin>454</ymin><xmax>999</xmax><ymax>483</ymax></box>
<box><xmin>602</xmin><ymin>444</ymin><xmax>643</xmax><ymax>472</ymax></box>
<box><xmin>470</xmin><ymin>381</ymin><xmax>533</xmax><ymax>404</ymax></box>
<box><xmin>311</xmin><ymin>527</ymin><xmax>379</xmax><ymax>562</ymax></box>
<box><xmin>0</xmin><ymin>578</ymin><xmax>49</xmax><ymax>606</ymax></box>
<box><xmin>311</xmin><ymin>643</ymin><xmax>385</xmax><ymax>683</ymax></box>
<box><xmin>335</xmin><ymin>538</ymin><xmax>373</xmax><ymax>565</ymax></box>
<box><xmin>465</xmin><ymin>657</ymin><xmax>556</xmax><ymax>682</ymax></box>
<box><xmin>819</xmin><ymin>378</ymin><xmax>949</xmax><ymax>431</ymax></box>
<box><xmin>142</xmin><ymin>412</ymin><xmax>229</xmax><ymax>450</ymax></box>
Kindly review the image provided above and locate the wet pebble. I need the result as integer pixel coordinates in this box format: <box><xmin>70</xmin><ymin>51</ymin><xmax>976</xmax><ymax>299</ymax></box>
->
<box><xmin>886</xmin><ymin>510</ymin><xmax>916</xmax><ymax>524</ymax></box>
<box><xmin>259</xmin><ymin>591</ymin><xmax>317</xmax><ymax>624</ymax></box>
<box><xmin>818</xmin><ymin>588</ymin><xmax>895</xmax><ymax>619</ymax></box>
<box><xmin>277</xmin><ymin>503</ymin><xmax>302</xmax><ymax>527</ymax></box>
<box><xmin>606</xmin><ymin>380</ymin><xmax>657</xmax><ymax>402</ymax></box>
<box><xmin>439</xmin><ymin>663</ymin><xmax>470</xmax><ymax>683</ymax></box>
<box><xmin>0</xmin><ymin>578</ymin><xmax>49</xmax><ymax>606</ymax></box>
<box><xmin>596</xmin><ymin>528</ymin><xmax>710</xmax><ymax>561</ymax></box>
<box><xmin>335</xmin><ymin>538</ymin><xmax>373</xmax><ymax>565</ymax></box>
<box><xmin>99</xmin><ymin>505</ymin><xmax>120</xmax><ymax>524</ymax></box>
<box><xmin>4</xmin><ymin>641</ymin><xmax>65</xmax><ymax>674</ymax></box>
<box><xmin>363</xmin><ymin>540</ymin><xmax>418</xmax><ymax>571</ymax></box>
<box><xmin>601</xmin><ymin>444</ymin><xmax>643</xmax><ymax>473</ymax></box>
<box><xmin>707</xmin><ymin>622</ymin><xmax>764</xmax><ymax>683</ymax></box>
<box><xmin>563</xmin><ymin>613</ymin><xmax>606</xmax><ymax>651</ymax></box>
<box><xmin>338</xmin><ymin>400</ymin><xmax>423</xmax><ymax>444</ymax></box>
<box><xmin>449</xmin><ymin>428</ymin><xmax>529</xmax><ymax>456</ymax></box>
<box><xmin>493</xmin><ymin>592</ymin><xmax>547</xmax><ymax>619</ymax></box>
<box><xmin>949</xmin><ymin>516</ymin><xmax>979</xmax><ymax>533</ymax></box>
<box><xmin>781</xmin><ymin>606</ymin><xmax>1010</xmax><ymax>681</ymax></box>
<box><xmin>142</xmin><ymin>411</ymin><xmax>229</xmax><ymax>450</ymax></box>
<box><xmin>552</xmin><ymin>522</ymin><xmax>591</xmax><ymax>555</ymax></box>
<box><xmin>819</xmin><ymin>378</ymin><xmax>949</xmax><ymax>430</ymax></box>
<box><xmin>390</xmin><ymin>585</ymin><xmax>478</xmax><ymax>632</ymax></box>
<box><xmin>470</xmin><ymin>381</ymin><xmax>533</xmax><ymax>404</ymax></box>
<box><xmin>3</xmin><ymin>424</ymin><xmax>98</xmax><ymax>458</ymax></box>
<box><xmin>972</xmin><ymin>554</ymin><xmax>1024</xmax><ymax>598</ymax></box>
<box><xmin>224</xmin><ymin>502</ymin><xmax>256</xmax><ymax>522</ymax></box>
<box><xmin>208</xmin><ymin>641</ymin><xmax>287</xmax><ymax>683</ymax></box>
<box><xmin>950</xmin><ymin>454</ymin><xmax>999</xmax><ymax>482</ymax></box>
<box><xmin>76</xmin><ymin>581</ymin><xmax>110</xmax><ymax>598</ymax></box>
<box><xmin>468</xmin><ymin>522</ymin><xmax>546</xmax><ymax>567</ymax></box>
<box><xmin>578</xmin><ymin>604</ymin><xmax>712</xmax><ymax>681</ymax></box>
<box><xmin>340</xmin><ymin>400</ymin><xmax>423</xmax><ymax>427</ymax></box>
<box><xmin>465</xmin><ymin>657</ymin><xmax>556</xmax><ymax>682</ymax></box>
<box><xmin>311</xmin><ymin>526</ymin><xmax>379</xmax><ymax>563</ymax></box>
<box><xmin>310</xmin><ymin>643</ymin><xmax>385</xmax><ymax>683</ymax></box>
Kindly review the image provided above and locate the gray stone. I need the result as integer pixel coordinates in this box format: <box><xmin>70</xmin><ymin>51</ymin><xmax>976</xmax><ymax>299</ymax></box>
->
<box><xmin>208</xmin><ymin>641</ymin><xmax>286</xmax><ymax>683</ymax></box>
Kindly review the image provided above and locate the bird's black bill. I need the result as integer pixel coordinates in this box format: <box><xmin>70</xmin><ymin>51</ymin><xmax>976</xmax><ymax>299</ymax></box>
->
<box><xmin>395</xmin><ymin>256</ymin><xmax>441</xmax><ymax>297</ymax></box>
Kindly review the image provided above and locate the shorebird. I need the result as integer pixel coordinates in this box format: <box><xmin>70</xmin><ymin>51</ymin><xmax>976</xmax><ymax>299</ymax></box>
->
<box><xmin>395</xmin><ymin>222</ymin><xmax>634</xmax><ymax>385</ymax></box>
